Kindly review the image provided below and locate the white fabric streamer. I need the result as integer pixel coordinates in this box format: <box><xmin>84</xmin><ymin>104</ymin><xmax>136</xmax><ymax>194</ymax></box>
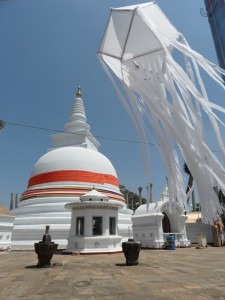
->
<box><xmin>97</xmin><ymin>2</ymin><xmax>225</xmax><ymax>224</ymax></box>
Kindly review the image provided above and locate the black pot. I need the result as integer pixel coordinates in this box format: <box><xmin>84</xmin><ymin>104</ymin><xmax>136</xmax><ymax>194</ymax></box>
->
<box><xmin>35</xmin><ymin>242</ymin><xmax>58</xmax><ymax>268</ymax></box>
<box><xmin>122</xmin><ymin>239</ymin><xmax>141</xmax><ymax>266</ymax></box>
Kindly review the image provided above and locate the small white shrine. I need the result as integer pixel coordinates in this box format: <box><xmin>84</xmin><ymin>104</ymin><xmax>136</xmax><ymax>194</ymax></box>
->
<box><xmin>185</xmin><ymin>212</ymin><xmax>213</xmax><ymax>244</ymax></box>
<box><xmin>64</xmin><ymin>189</ymin><xmax>123</xmax><ymax>254</ymax></box>
<box><xmin>0</xmin><ymin>205</ymin><xmax>15</xmax><ymax>251</ymax></box>
<box><xmin>132</xmin><ymin>185</ymin><xmax>190</xmax><ymax>248</ymax></box>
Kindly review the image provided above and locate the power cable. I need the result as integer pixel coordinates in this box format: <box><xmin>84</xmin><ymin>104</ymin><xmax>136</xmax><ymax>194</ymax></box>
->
<box><xmin>3</xmin><ymin>120</ymin><xmax>155</xmax><ymax>145</ymax></box>
<box><xmin>2</xmin><ymin>120</ymin><xmax>221</xmax><ymax>153</ymax></box>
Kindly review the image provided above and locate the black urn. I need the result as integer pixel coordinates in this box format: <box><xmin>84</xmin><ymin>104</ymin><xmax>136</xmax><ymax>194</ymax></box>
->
<box><xmin>34</xmin><ymin>225</ymin><xmax>58</xmax><ymax>268</ymax></box>
<box><xmin>122</xmin><ymin>238</ymin><xmax>141</xmax><ymax>266</ymax></box>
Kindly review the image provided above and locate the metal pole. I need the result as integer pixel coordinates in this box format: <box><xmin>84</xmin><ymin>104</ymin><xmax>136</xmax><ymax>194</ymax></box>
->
<box><xmin>10</xmin><ymin>193</ymin><xmax>14</xmax><ymax>210</ymax></box>
<box><xmin>138</xmin><ymin>186</ymin><xmax>142</xmax><ymax>205</ymax></box>
<box><xmin>150</xmin><ymin>183</ymin><xmax>153</xmax><ymax>203</ymax></box>
<box><xmin>15</xmin><ymin>194</ymin><xmax>19</xmax><ymax>208</ymax></box>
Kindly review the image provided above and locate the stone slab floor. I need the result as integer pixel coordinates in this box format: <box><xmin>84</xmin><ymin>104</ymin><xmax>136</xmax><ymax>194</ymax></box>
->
<box><xmin>0</xmin><ymin>247</ymin><xmax>225</xmax><ymax>299</ymax></box>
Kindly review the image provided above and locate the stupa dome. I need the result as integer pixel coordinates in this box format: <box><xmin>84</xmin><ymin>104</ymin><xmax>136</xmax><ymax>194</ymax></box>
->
<box><xmin>28</xmin><ymin>146</ymin><xmax>119</xmax><ymax>188</ymax></box>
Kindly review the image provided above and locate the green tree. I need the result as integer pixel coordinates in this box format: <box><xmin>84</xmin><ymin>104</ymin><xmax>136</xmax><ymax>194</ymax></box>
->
<box><xmin>120</xmin><ymin>184</ymin><xmax>146</xmax><ymax>211</ymax></box>
<box><xmin>214</xmin><ymin>187</ymin><xmax>225</xmax><ymax>226</ymax></box>
<box><xmin>184</xmin><ymin>163</ymin><xmax>193</xmax><ymax>199</ymax></box>
<box><xmin>184</xmin><ymin>162</ymin><xmax>196</xmax><ymax>211</ymax></box>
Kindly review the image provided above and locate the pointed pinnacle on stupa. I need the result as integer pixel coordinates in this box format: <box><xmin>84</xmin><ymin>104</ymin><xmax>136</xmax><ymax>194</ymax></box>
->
<box><xmin>77</xmin><ymin>86</ymin><xmax>82</xmax><ymax>98</ymax></box>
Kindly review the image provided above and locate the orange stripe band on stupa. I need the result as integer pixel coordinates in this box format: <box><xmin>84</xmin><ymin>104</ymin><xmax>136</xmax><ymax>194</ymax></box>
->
<box><xmin>28</xmin><ymin>170</ymin><xmax>119</xmax><ymax>188</ymax></box>
<box><xmin>20</xmin><ymin>186</ymin><xmax>125</xmax><ymax>202</ymax></box>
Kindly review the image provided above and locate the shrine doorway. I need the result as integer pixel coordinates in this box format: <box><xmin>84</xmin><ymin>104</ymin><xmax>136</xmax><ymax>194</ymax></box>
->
<box><xmin>162</xmin><ymin>212</ymin><xmax>171</xmax><ymax>233</ymax></box>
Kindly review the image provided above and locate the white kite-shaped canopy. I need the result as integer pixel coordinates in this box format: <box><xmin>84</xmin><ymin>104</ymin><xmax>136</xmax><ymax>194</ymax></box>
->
<box><xmin>97</xmin><ymin>2</ymin><xmax>225</xmax><ymax>224</ymax></box>
<box><xmin>98</xmin><ymin>2</ymin><xmax>179</xmax><ymax>82</ymax></box>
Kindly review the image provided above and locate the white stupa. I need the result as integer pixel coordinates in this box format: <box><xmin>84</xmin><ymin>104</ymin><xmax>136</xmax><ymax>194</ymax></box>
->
<box><xmin>12</xmin><ymin>87</ymin><xmax>133</xmax><ymax>250</ymax></box>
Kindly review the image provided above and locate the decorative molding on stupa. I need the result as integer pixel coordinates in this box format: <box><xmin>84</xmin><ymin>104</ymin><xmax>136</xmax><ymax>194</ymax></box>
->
<box><xmin>50</xmin><ymin>86</ymin><xmax>100</xmax><ymax>151</ymax></box>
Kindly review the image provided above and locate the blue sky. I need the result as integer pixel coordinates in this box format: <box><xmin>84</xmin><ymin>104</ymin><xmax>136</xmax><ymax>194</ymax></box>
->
<box><xmin>0</xmin><ymin>0</ymin><xmax>224</xmax><ymax>208</ymax></box>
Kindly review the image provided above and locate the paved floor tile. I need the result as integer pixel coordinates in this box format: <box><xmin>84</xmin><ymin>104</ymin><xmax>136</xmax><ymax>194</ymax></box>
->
<box><xmin>0</xmin><ymin>247</ymin><xmax>225</xmax><ymax>299</ymax></box>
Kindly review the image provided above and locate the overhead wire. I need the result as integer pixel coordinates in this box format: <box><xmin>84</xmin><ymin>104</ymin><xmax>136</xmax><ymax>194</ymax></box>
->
<box><xmin>2</xmin><ymin>120</ymin><xmax>222</xmax><ymax>153</ymax></box>
<box><xmin>3</xmin><ymin>120</ymin><xmax>155</xmax><ymax>145</ymax></box>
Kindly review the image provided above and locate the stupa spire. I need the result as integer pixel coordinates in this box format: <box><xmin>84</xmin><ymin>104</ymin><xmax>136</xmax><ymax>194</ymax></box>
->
<box><xmin>64</xmin><ymin>86</ymin><xmax>89</xmax><ymax>133</ymax></box>
<box><xmin>50</xmin><ymin>86</ymin><xmax>100</xmax><ymax>151</ymax></box>
<box><xmin>77</xmin><ymin>86</ymin><xmax>82</xmax><ymax>98</ymax></box>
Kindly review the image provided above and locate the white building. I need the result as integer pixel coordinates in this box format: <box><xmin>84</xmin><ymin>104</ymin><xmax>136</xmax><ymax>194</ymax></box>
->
<box><xmin>185</xmin><ymin>212</ymin><xmax>213</xmax><ymax>244</ymax></box>
<box><xmin>65</xmin><ymin>189</ymin><xmax>123</xmax><ymax>254</ymax></box>
<box><xmin>12</xmin><ymin>87</ymin><xmax>133</xmax><ymax>250</ymax></box>
<box><xmin>132</xmin><ymin>185</ymin><xmax>190</xmax><ymax>248</ymax></box>
<box><xmin>0</xmin><ymin>205</ymin><xmax>15</xmax><ymax>251</ymax></box>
